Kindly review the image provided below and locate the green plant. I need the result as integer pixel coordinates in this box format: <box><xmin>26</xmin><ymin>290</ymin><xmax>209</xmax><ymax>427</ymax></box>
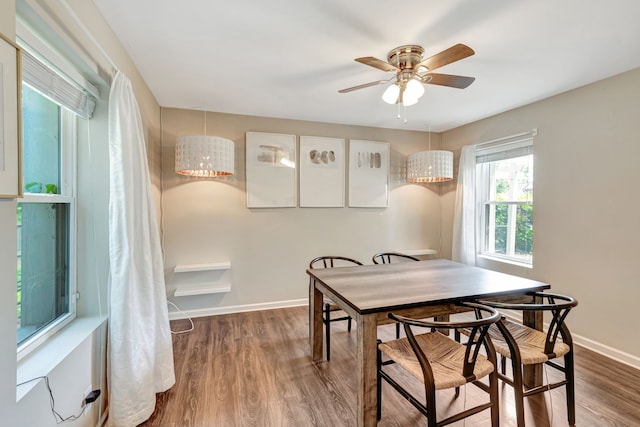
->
<box><xmin>25</xmin><ymin>181</ymin><xmax>42</xmax><ymax>193</ymax></box>
<box><xmin>24</xmin><ymin>182</ymin><xmax>59</xmax><ymax>194</ymax></box>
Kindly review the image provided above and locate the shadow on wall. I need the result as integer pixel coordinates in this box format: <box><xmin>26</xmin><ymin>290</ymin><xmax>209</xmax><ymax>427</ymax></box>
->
<box><xmin>390</xmin><ymin>147</ymin><xmax>408</xmax><ymax>185</ymax></box>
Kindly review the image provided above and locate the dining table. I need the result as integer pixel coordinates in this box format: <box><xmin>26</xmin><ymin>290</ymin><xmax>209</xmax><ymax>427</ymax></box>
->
<box><xmin>307</xmin><ymin>258</ymin><xmax>551</xmax><ymax>427</ymax></box>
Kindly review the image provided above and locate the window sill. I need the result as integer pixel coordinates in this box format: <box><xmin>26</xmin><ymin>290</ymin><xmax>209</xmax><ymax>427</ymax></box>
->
<box><xmin>477</xmin><ymin>254</ymin><xmax>532</xmax><ymax>269</ymax></box>
<box><xmin>16</xmin><ymin>315</ymin><xmax>107</xmax><ymax>402</ymax></box>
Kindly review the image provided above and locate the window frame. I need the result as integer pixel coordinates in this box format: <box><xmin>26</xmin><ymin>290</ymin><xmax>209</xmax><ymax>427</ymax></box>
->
<box><xmin>17</xmin><ymin>107</ymin><xmax>78</xmax><ymax>361</ymax></box>
<box><xmin>475</xmin><ymin>136</ymin><xmax>534</xmax><ymax>267</ymax></box>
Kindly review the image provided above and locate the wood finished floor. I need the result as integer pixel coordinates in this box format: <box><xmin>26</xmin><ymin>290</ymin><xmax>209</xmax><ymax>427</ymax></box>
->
<box><xmin>139</xmin><ymin>306</ymin><xmax>640</xmax><ymax>426</ymax></box>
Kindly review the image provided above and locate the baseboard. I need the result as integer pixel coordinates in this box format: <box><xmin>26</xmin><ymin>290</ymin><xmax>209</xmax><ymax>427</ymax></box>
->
<box><xmin>500</xmin><ymin>309</ymin><xmax>640</xmax><ymax>371</ymax></box>
<box><xmin>168</xmin><ymin>298</ymin><xmax>308</xmax><ymax>320</ymax></box>
<box><xmin>572</xmin><ymin>334</ymin><xmax>640</xmax><ymax>371</ymax></box>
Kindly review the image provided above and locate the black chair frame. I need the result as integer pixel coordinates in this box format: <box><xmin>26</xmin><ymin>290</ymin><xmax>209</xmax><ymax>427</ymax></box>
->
<box><xmin>372</xmin><ymin>252</ymin><xmax>420</xmax><ymax>264</ymax></box>
<box><xmin>479</xmin><ymin>291</ymin><xmax>578</xmax><ymax>426</ymax></box>
<box><xmin>309</xmin><ymin>256</ymin><xmax>363</xmax><ymax>361</ymax></box>
<box><xmin>377</xmin><ymin>302</ymin><xmax>501</xmax><ymax>427</ymax></box>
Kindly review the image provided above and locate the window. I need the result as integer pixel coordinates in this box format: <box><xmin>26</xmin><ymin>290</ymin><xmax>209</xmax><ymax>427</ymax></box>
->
<box><xmin>476</xmin><ymin>136</ymin><xmax>533</xmax><ymax>265</ymax></box>
<box><xmin>16</xmin><ymin>44</ymin><xmax>95</xmax><ymax>356</ymax></box>
<box><xmin>17</xmin><ymin>84</ymin><xmax>77</xmax><ymax>350</ymax></box>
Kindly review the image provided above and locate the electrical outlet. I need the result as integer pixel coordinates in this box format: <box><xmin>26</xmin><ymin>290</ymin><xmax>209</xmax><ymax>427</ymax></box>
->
<box><xmin>82</xmin><ymin>385</ymin><xmax>92</xmax><ymax>416</ymax></box>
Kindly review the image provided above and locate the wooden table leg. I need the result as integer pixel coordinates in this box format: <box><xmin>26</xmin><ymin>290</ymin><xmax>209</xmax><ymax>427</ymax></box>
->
<box><xmin>356</xmin><ymin>314</ymin><xmax>378</xmax><ymax>427</ymax></box>
<box><xmin>309</xmin><ymin>277</ymin><xmax>323</xmax><ymax>361</ymax></box>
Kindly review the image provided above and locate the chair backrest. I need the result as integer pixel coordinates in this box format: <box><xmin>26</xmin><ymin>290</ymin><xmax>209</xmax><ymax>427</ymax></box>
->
<box><xmin>479</xmin><ymin>292</ymin><xmax>578</xmax><ymax>355</ymax></box>
<box><xmin>309</xmin><ymin>256</ymin><xmax>363</xmax><ymax>269</ymax></box>
<box><xmin>372</xmin><ymin>252</ymin><xmax>420</xmax><ymax>264</ymax></box>
<box><xmin>390</xmin><ymin>302</ymin><xmax>500</xmax><ymax>380</ymax></box>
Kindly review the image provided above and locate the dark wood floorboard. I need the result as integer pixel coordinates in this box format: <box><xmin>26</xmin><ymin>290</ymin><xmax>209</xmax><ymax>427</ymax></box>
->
<box><xmin>138</xmin><ymin>306</ymin><xmax>640</xmax><ymax>426</ymax></box>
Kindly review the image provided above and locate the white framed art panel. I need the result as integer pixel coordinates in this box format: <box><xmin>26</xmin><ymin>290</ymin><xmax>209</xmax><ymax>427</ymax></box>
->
<box><xmin>246</xmin><ymin>132</ymin><xmax>297</xmax><ymax>208</ymax></box>
<box><xmin>348</xmin><ymin>139</ymin><xmax>389</xmax><ymax>208</ymax></box>
<box><xmin>299</xmin><ymin>136</ymin><xmax>345</xmax><ymax>207</ymax></box>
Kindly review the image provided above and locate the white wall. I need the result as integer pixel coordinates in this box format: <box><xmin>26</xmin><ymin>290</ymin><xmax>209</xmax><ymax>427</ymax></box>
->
<box><xmin>441</xmin><ymin>67</ymin><xmax>640</xmax><ymax>363</ymax></box>
<box><xmin>1</xmin><ymin>1</ymin><xmax>163</xmax><ymax>425</ymax></box>
<box><xmin>162</xmin><ymin>108</ymin><xmax>445</xmax><ymax>316</ymax></box>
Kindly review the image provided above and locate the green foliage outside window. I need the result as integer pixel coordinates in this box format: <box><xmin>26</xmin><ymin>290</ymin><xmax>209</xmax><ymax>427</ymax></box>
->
<box><xmin>492</xmin><ymin>203</ymin><xmax>533</xmax><ymax>257</ymax></box>
<box><xmin>494</xmin><ymin>204</ymin><xmax>508</xmax><ymax>254</ymax></box>
<box><xmin>491</xmin><ymin>174</ymin><xmax>533</xmax><ymax>258</ymax></box>
<box><xmin>516</xmin><ymin>204</ymin><xmax>533</xmax><ymax>255</ymax></box>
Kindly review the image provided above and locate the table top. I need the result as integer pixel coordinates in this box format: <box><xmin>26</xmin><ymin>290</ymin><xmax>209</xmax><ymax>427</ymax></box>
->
<box><xmin>307</xmin><ymin>259</ymin><xmax>550</xmax><ymax>314</ymax></box>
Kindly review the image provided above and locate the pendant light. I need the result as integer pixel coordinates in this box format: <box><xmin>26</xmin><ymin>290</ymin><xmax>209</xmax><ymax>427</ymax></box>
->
<box><xmin>175</xmin><ymin>110</ymin><xmax>234</xmax><ymax>177</ymax></box>
<box><xmin>407</xmin><ymin>128</ymin><xmax>453</xmax><ymax>183</ymax></box>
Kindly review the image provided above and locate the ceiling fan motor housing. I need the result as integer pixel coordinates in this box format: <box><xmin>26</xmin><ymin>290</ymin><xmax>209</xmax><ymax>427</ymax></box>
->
<box><xmin>387</xmin><ymin>45</ymin><xmax>425</xmax><ymax>71</ymax></box>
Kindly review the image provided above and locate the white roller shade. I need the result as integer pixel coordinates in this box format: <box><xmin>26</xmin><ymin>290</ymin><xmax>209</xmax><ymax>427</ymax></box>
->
<box><xmin>475</xmin><ymin>130</ymin><xmax>536</xmax><ymax>163</ymax></box>
<box><xmin>21</xmin><ymin>48</ymin><xmax>97</xmax><ymax>119</ymax></box>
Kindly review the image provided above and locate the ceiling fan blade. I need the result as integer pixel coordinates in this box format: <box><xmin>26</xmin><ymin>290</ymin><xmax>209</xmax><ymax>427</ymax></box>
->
<box><xmin>338</xmin><ymin>79</ymin><xmax>391</xmax><ymax>93</ymax></box>
<box><xmin>416</xmin><ymin>43</ymin><xmax>474</xmax><ymax>72</ymax></box>
<box><xmin>421</xmin><ymin>73</ymin><xmax>475</xmax><ymax>89</ymax></box>
<box><xmin>355</xmin><ymin>56</ymin><xmax>400</xmax><ymax>73</ymax></box>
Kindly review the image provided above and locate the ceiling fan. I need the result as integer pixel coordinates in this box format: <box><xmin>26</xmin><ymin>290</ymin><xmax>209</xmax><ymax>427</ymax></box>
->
<box><xmin>339</xmin><ymin>43</ymin><xmax>476</xmax><ymax>106</ymax></box>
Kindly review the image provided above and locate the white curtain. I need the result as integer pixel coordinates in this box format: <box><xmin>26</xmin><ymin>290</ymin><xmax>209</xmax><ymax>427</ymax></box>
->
<box><xmin>452</xmin><ymin>144</ymin><xmax>477</xmax><ymax>265</ymax></box>
<box><xmin>107</xmin><ymin>71</ymin><xmax>175</xmax><ymax>427</ymax></box>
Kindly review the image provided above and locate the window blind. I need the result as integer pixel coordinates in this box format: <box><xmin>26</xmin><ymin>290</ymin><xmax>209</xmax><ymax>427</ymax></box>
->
<box><xmin>475</xmin><ymin>132</ymin><xmax>535</xmax><ymax>164</ymax></box>
<box><xmin>21</xmin><ymin>48</ymin><xmax>97</xmax><ymax>119</ymax></box>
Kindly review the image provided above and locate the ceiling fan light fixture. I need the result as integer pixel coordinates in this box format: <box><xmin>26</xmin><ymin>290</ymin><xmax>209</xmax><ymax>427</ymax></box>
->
<box><xmin>405</xmin><ymin>78</ymin><xmax>425</xmax><ymax>100</ymax></box>
<box><xmin>340</xmin><ymin>43</ymin><xmax>475</xmax><ymax>121</ymax></box>
<box><xmin>402</xmin><ymin>94</ymin><xmax>420</xmax><ymax>106</ymax></box>
<box><xmin>382</xmin><ymin>83</ymin><xmax>400</xmax><ymax>104</ymax></box>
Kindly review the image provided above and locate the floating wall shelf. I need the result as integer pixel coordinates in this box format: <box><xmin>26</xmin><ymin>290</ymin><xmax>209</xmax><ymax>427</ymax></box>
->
<box><xmin>174</xmin><ymin>283</ymin><xmax>232</xmax><ymax>297</ymax></box>
<box><xmin>397</xmin><ymin>249</ymin><xmax>438</xmax><ymax>256</ymax></box>
<box><xmin>173</xmin><ymin>261</ymin><xmax>232</xmax><ymax>296</ymax></box>
<box><xmin>173</xmin><ymin>261</ymin><xmax>231</xmax><ymax>273</ymax></box>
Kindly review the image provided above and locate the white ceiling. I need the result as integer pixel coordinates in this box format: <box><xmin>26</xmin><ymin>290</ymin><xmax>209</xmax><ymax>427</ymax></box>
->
<box><xmin>92</xmin><ymin>0</ymin><xmax>640</xmax><ymax>132</ymax></box>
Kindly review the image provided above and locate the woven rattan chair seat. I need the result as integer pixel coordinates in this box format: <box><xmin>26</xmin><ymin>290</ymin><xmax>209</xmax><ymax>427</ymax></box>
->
<box><xmin>488</xmin><ymin>319</ymin><xmax>570</xmax><ymax>364</ymax></box>
<box><xmin>378</xmin><ymin>331</ymin><xmax>495</xmax><ymax>390</ymax></box>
